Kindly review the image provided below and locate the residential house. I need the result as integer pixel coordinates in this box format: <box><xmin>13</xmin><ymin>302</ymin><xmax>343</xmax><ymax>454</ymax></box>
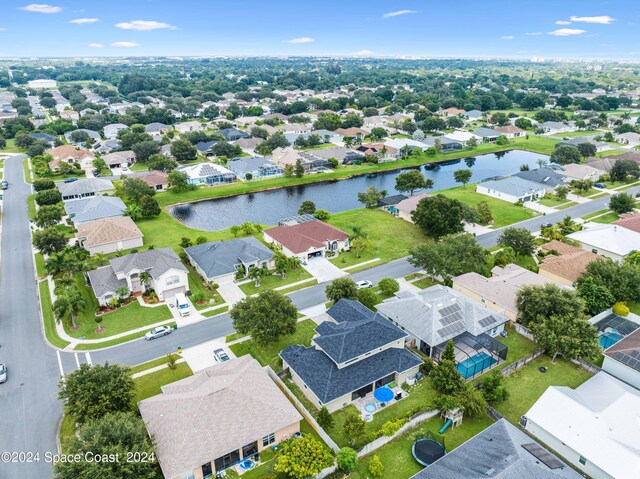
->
<box><xmin>218</xmin><ymin>128</ymin><xmax>249</xmax><ymax>141</ymax></box>
<box><xmin>29</xmin><ymin>132</ymin><xmax>56</xmax><ymax>147</ymax></box>
<box><xmin>472</xmin><ymin>127</ymin><xmax>501</xmax><ymax>142</ymax></box>
<box><xmin>174</xmin><ymin>121</ymin><xmax>204</xmax><ymax>134</ymax></box>
<box><xmin>334</xmin><ymin>127</ymin><xmax>370</xmax><ymax>140</ymax></box>
<box><xmin>276</xmin><ymin>123</ymin><xmax>311</xmax><ymax>135</ymax></box>
<box><xmin>195</xmin><ymin>140</ymin><xmax>218</xmax><ymax>156</ymax></box>
<box><xmin>47</xmin><ymin>145</ymin><xmax>95</xmax><ymax>170</ymax></box>
<box><xmin>558</xmin><ymin>136</ymin><xmax>607</xmax><ymax>152</ymax></box>
<box><xmin>540</xmin><ymin>121</ymin><xmax>574</xmax><ymax>134</ymax></box>
<box><xmin>514</xmin><ymin>167</ymin><xmax>568</xmax><ymax>193</ymax></box>
<box><xmin>145</xmin><ymin>122</ymin><xmax>171</xmax><ymax>139</ymax></box>
<box><xmin>138</xmin><ymin>171</ymin><xmax>170</xmax><ymax>191</ymax></box>
<box><xmin>585</xmin><ymin>152</ymin><xmax>640</xmax><ymax>172</ymax></box>
<box><xmin>64</xmin><ymin>196</ymin><xmax>127</xmax><ymax>225</ymax></box>
<box><xmin>102</xmin><ymin>150</ymin><xmax>136</xmax><ymax>170</ymax></box>
<box><xmin>538</xmin><ymin>240</ymin><xmax>598</xmax><ymax>287</ymax></box>
<box><xmin>271</xmin><ymin>147</ymin><xmax>329</xmax><ymax>172</ymax></box>
<box><xmin>64</xmin><ymin>129</ymin><xmax>101</xmax><ymax>145</ymax></box>
<box><xmin>58</xmin><ymin>178</ymin><xmax>114</xmax><ymax>202</ymax></box>
<box><xmin>234</xmin><ymin>137</ymin><xmax>262</xmax><ymax>155</ymax></box>
<box><xmin>615</xmin><ymin>132</ymin><xmax>640</xmax><ymax>147</ymax></box>
<box><xmin>560</xmin><ymin>163</ymin><xmax>606</xmax><ymax>182</ymax></box>
<box><xmin>76</xmin><ymin>216</ymin><xmax>143</xmax><ymax>255</ymax></box>
<box><xmin>601</xmin><ymin>327</ymin><xmax>640</xmax><ymax>390</ymax></box>
<box><xmin>377</xmin><ymin>194</ymin><xmax>408</xmax><ymax>213</ymax></box>
<box><xmin>476</xmin><ymin>177</ymin><xmax>546</xmax><ymax>204</ymax></box>
<box><xmin>226</xmin><ymin>156</ymin><xmax>282</xmax><ymax>180</ymax></box>
<box><xmin>453</xmin><ymin>264</ymin><xmax>565</xmax><ymax>321</ymax></box>
<box><xmin>87</xmin><ymin>248</ymin><xmax>188</xmax><ymax>305</ymax></box>
<box><xmin>383</xmin><ymin>138</ymin><xmax>428</xmax><ymax>152</ymax></box>
<box><xmin>495</xmin><ymin>125</ymin><xmax>526</xmax><ymax>138</ymax></box>
<box><xmin>103</xmin><ymin>123</ymin><xmax>129</xmax><ymax>140</ymax></box>
<box><xmin>422</xmin><ymin>136</ymin><xmax>464</xmax><ymax>152</ymax></box>
<box><xmin>522</xmin><ymin>372</ymin><xmax>640</xmax><ymax>479</ymax></box>
<box><xmin>304</xmin><ymin>146</ymin><xmax>363</xmax><ymax>165</ymax></box>
<box><xmin>567</xmin><ymin>223</ymin><xmax>640</xmax><ymax>261</ymax></box>
<box><xmin>92</xmin><ymin>139</ymin><xmax>121</xmax><ymax>155</ymax></box>
<box><xmin>185</xmin><ymin>237</ymin><xmax>274</xmax><ymax>284</ymax></box>
<box><xmin>442</xmin><ymin>130</ymin><xmax>481</xmax><ymax>145</ymax></box>
<box><xmin>352</xmin><ymin>143</ymin><xmax>399</xmax><ymax>161</ymax></box>
<box><xmin>312</xmin><ymin>129</ymin><xmax>345</xmax><ymax>144</ymax></box>
<box><xmin>179</xmin><ymin>162</ymin><xmax>236</xmax><ymax>186</ymax></box>
<box><xmin>377</xmin><ymin>285</ymin><xmax>508</xmax><ymax>379</ymax></box>
<box><xmin>281</xmin><ymin>299</ymin><xmax>422</xmax><ymax>412</ymax></box>
<box><xmin>59</xmin><ymin>110</ymin><xmax>79</xmax><ymax>123</ymax></box>
<box><xmin>410</xmin><ymin>419</ymin><xmax>582</xmax><ymax>479</ymax></box>
<box><xmin>463</xmin><ymin>110</ymin><xmax>483</xmax><ymax>121</ymax></box>
<box><xmin>138</xmin><ymin>356</ymin><xmax>302</xmax><ymax>479</ymax></box>
<box><xmin>589</xmin><ymin>309</ymin><xmax>640</xmax><ymax>351</ymax></box>
<box><xmin>263</xmin><ymin>219</ymin><xmax>349</xmax><ymax>260</ymax></box>
<box><xmin>438</xmin><ymin>107</ymin><xmax>465</xmax><ymax>117</ymax></box>
<box><xmin>612</xmin><ymin>213</ymin><xmax>640</xmax><ymax>233</ymax></box>
<box><xmin>393</xmin><ymin>193</ymin><xmax>432</xmax><ymax>223</ymax></box>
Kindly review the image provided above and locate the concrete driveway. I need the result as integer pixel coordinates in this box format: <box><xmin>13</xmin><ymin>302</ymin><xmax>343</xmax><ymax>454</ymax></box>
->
<box><xmin>303</xmin><ymin>256</ymin><xmax>347</xmax><ymax>282</ymax></box>
<box><xmin>181</xmin><ymin>338</ymin><xmax>235</xmax><ymax>373</ymax></box>
<box><xmin>218</xmin><ymin>282</ymin><xmax>246</xmax><ymax>305</ymax></box>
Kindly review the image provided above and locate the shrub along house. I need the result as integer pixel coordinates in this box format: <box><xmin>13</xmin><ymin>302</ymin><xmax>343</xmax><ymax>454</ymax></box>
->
<box><xmin>139</xmin><ymin>356</ymin><xmax>302</xmax><ymax>479</ymax></box>
<box><xmin>376</xmin><ymin>285</ymin><xmax>509</xmax><ymax>380</ymax></box>
<box><xmin>280</xmin><ymin>299</ymin><xmax>422</xmax><ymax>413</ymax></box>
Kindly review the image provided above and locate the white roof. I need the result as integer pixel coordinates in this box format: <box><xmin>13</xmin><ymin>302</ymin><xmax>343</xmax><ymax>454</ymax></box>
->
<box><xmin>443</xmin><ymin>131</ymin><xmax>481</xmax><ymax>142</ymax></box>
<box><xmin>383</xmin><ymin>138</ymin><xmax>428</xmax><ymax>150</ymax></box>
<box><xmin>524</xmin><ymin>372</ymin><xmax>640</xmax><ymax>479</ymax></box>
<box><xmin>567</xmin><ymin>223</ymin><xmax>640</xmax><ymax>257</ymax></box>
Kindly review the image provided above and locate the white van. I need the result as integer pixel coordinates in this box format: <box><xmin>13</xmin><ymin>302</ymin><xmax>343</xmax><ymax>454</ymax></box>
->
<box><xmin>175</xmin><ymin>292</ymin><xmax>190</xmax><ymax>317</ymax></box>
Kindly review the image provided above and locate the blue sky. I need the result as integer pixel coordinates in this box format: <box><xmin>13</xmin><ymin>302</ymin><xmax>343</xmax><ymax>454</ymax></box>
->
<box><xmin>1</xmin><ymin>1</ymin><xmax>639</xmax><ymax>59</ymax></box>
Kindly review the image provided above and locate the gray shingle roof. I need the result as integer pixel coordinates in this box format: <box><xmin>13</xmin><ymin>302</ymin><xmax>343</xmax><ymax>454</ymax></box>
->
<box><xmin>280</xmin><ymin>344</ymin><xmax>421</xmax><ymax>403</ymax></box>
<box><xmin>87</xmin><ymin>266</ymin><xmax>127</xmax><ymax>298</ymax></box>
<box><xmin>109</xmin><ymin>248</ymin><xmax>187</xmax><ymax>279</ymax></box>
<box><xmin>376</xmin><ymin>285</ymin><xmax>507</xmax><ymax>347</ymax></box>
<box><xmin>58</xmin><ymin>178</ymin><xmax>114</xmax><ymax>198</ymax></box>
<box><xmin>411</xmin><ymin>419</ymin><xmax>582</xmax><ymax>479</ymax></box>
<box><xmin>185</xmin><ymin>237</ymin><xmax>273</xmax><ymax>280</ymax></box>
<box><xmin>472</xmin><ymin>127</ymin><xmax>501</xmax><ymax>138</ymax></box>
<box><xmin>64</xmin><ymin>195</ymin><xmax>126</xmax><ymax>224</ymax></box>
<box><xmin>314</xmin><ymin>299</ymin><xmax>408</xmax><ymax>364</ymax></box>
<box><xmin>478</xmin><ymin>176</ymin><xmax>546</xmax><ymax>198</ymax></box>
<box><xmin>226</xmin><ymin>156</ymin><xmax>279</xmax><ymax>176</ymax></box>
<box><xmin>515</xmin><ymin>167</ymin><xmax>568</xmax><ymax>188</ymax></box>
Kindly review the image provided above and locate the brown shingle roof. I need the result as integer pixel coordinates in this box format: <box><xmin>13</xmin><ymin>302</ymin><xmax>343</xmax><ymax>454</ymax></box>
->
<box><xmin>613</xmin><ymin>213</ymin><xmax>640</xmax><ymax>233</ymax></box>
<box><xmin>138</xmin><ymin>356</ymin><xmax>301</xmax><ymax>479</ymax></box>
<box><xmin>46</xmin><ymin>144</ymin><xmax>94</xmax><ymax>161</ymax></box>
<box><xmin>265</xmin><ymin>220</ymin><xmax>348</xmax><ymax>254</ymax></box>
<box><xmin>540</xmin><ymin>239</ymin><xmax>582</xmax><ymax>255</ymax></box>
<box><xmin>538</xmin><ymin>250</ymin><xmax>598</xmax><ymax>283</ymax></box>
<box><xmin>495</xmin><ymin>125</ymin><xmax>525</xmax><ymax>134</ymax></box>
<box><xmin>76</xmin><ymin>216</ymin><xmax>142</xmax><ymax>247</ymax></box>
<box><xmin>139</xmin><ymin>170</ymin><xmax>169</xmax><ymax>187</ymax></box>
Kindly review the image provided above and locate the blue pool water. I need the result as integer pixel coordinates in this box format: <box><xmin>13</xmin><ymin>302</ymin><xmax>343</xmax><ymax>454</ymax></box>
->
<box><xmin>599</xmin><ymin>332</ymin><xmax>624</xmax><ymax>349</ymax></box>
<box><xmin>456</xmin><ymin>352</ymin><xmax>496</xmax><ymax>379</ymax></box>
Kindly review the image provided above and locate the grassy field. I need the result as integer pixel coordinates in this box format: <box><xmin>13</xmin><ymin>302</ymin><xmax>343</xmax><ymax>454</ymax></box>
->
<box><xmin>201</xmin><ymin>305</ymin><xmax>229</xmax><ymax>317</ymax></box>
<box><xmin>539</xmin><ymin>196</ymin><xmax>573</xmax><ymax>208</ymax></box>
<box><xmin>72</xmin><ymin>324</ymin><xmax>178</xmax><ymax>350</ymax></box>
<box><xmin>438</xmin><ymin>186</ymin><xmax>536</xmax><ymax>228</ymax></box>
<box><xmin>35</xmin><ymin>253</ymin><xmax>46</xmax><ymax>277</ymax></box>
<box><xmin>493</xmin><ymin>327</ymin><xmax>540</xmax><ymax>372</ymax></box>
<box><xmin>413</xmin><ymin>277</ymin><xmax>440</xmax><ymax>289</ymax></box>
<box><xmin>494</xmin><ymin>356</ymin><xmax>592</xmax><ymax>424</ymax></box>
<box><xmin>229</xmin><ymin>318</ymin><xmax>317</xmax><ymax>371</ymax></box>
<box><xmin>130</xmin><ymin>355</ymin><xmax>180</xmax><ymax>375</ymax></box>
<box><xmin>592</xmin><ymin>212</ymin><xmax>620</xmax><ymax>224</ymax></box>
<box><xmin>187</xmin><ymin>267</ymin><xmax>225</xmax><ymax>309</ymax></box>
<box><xmin>327</xmin><ymin>208</ymin><xmax>430</xmax><ymax>268</ymax></box>
<box><xmin>133</xmin><ymin>361</ymin><xmax>194</xmax><ymax>403</ymax></box>
<box><xmin>27</xmin><ymin>194</ymin><xmax>36</xmax><ymax>221</ymax></box>
<box><xmin>239</xmin><ymin>268</ymin><xmax>313</xmax><ymax>295</ymax></box>
<box><xmin>560</xmin><ymin>130</ymin><xmax>604</xmax><ymax>138</ymax></box>
<box><xmin>38</xmin><ymin>280</ymin><xmax>70</xmax><ymax>349</ymax></box>
<box><xmin>22</xmin><ymin>158</ymin><xmax>31</xmax><ymax>183</ymax></box>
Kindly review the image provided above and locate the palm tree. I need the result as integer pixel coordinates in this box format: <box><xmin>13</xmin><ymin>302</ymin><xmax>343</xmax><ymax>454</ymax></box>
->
<box><xmin>536</xmin><ymin>158</ymin><xmax>549</xmax><ymax>168</ymax></box>
<box><xmin>45</xmin><ymin>251</ymin><xmax>67</xmax><ymax>278</ymax></box>
<box><xmin>125</xmin><ymin>204</ymin><xmax>142</xmax><ymax>221</ymax></box>
<box><xmin>93</xmin><ymin>252</ymin><xmax>108</xmax><ymax>267</ymax></box>
<box><xmin>54</xmin><ymin>275</ymin><xmax>74</xmax><ymax>295</ymax></box>
<box><xmin>557</xmin><ymin>216</ymin><xmax>580</xmax><ymax>236</ymax></box>
<box><xmin>139</xmin><ymin>271</ymin><xmax>152</xmax><ymax>291</ymax></box>
<box><xmin>349</xmin><ymin>226</ymin><xmax>370</xmax><ymax>259</ymax></box>
<box><xmin>53</xmin><ymin>288</ymin><xmax>86</xmax><ymax>329</ymax></box>
<box><xmin>288</xmin><ymin>257</ymin><xmax>302</xmax><ymax>270</ymax></box>
<box><xmin>248</xmin><ymin>266</ymin><xmax>269</xmax><ymax>287</ymax></box>
<box><xmin>274</xmin><ymin>253</ymin><xmax>289</xmax><ymax>279</ymax></box>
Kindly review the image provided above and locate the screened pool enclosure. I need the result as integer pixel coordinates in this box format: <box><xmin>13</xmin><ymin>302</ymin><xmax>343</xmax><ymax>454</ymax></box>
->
<box><xmin>432</xmin><ymin>332</ymin><xmax>508</xmax><ymax>380</ymax></box>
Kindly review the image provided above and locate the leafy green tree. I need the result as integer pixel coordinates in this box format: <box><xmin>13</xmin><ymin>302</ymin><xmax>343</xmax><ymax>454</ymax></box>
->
<box><xmin>248</xmin><ymin>266</ymin><xmax>269</xmax><ymax>287</ymax></box>
<box><xmin>180</xmin><ymin>237</ymin><xmax>193</xmax><ymax>248</ymax></box>
<box><xmin>475</xmin><ymin>201</ymin><xmax>493</xmax><ymax>225</ymax></box>
<box><xmin>58</xmin><ymin>362</ymin><xmax>134</xmax><ymax>424</ymax></box>
<box><xmin>456</xmin><ymin>382</ymin><xmax>487</xmax><ymax>418</ymax></box>
<box><xmin>131</xmin><ymin>140</ymin><xmax>161</xmax><ymax>163</ymax></box>
<box><xmin>313</xmin><ymin>209</ymin><xmax>330</xmax><ymax>221</ymax></box>
<box><xmin>35</xmin><ymin>204</ymin><xmax>63</xmax><ymax>228</ymax></box>
<box><xmin>577</xmin><ymin>277</ymin><xmax>615</xmax><ymax>315</ymax></box>
<box><xmin>481</xmin><ymin>370</ymin><xmax>509</xmax><ymax>404</ymax></box>
<box><xmin>343</xmin><ymin>413</ymin><xmax>367</xmax><ymax>446</ymax></box>
<box><xmin>578</xmin><ymin>258</ymin><xmax>640</xmax><ymax>304</ymax></box>
<box><xmin>411</xmin><ymin>195</ymin><xmax>465</xmax><ymax>239</ymax></box>
<box><xmin>231</xmin><ymin>290</ymin><xmax>297</xmax><ymax>345</ymax></box>
<box><xmin>357</xmin><ymin>288</ymin><xmax>379</xmax><ymax>310</ymax></box>
<box><xmin>577</xmin><ymin>142</ymin><xmax>597</xmax><ymax>159</ymax></box>
<box><xmin>555</xmin><ymin>186</ymin><xmax>570</xmax><ymax>200</ymax></box>
<box><xmin>316</xmin><ymin>406</ymin><xmax>334</xmax><ymax>431</ymax></box>
<box><xmin>325</xmin><ymin>277</ymin><xmax>359</xmax><ymax>303</ymax></box>
<box><xmin>349</xmin><ymin>225</ymin><xmax>370</xmax><ymax>258</ymax></box>
<box><xmin>357</xmin><ymin>186</ymin><xmax>387</xmax><ymax>208</ymax></box>
<box><xmin>298</xmin><ymin>200</ymin><xmax>316</xmax><ymax>215</ymax></box>
<box><xmin>139</xmin><ymin>195</ymin><xmax>161</xmax><ymax>218</ymax></box>
<box><xmin>516</xmin><ymin>284</ymin><xmax>585</xmax><ymax>327</ymax></box>
<box><xmin>497</xmin><ymin>227</ymin><xmax>535</xmax><ymax>257</ymax></box>
<box><xmin>441</xmin><ymin>339</ymin><xmax>456</xmax><ymax>362</ymax></box>
<box><xmin>32</xmin><ymin>227</ymin><xmax>67</xmax><ymax>254</ymax></box>
<box><xmin>453</xmin><ymin>168</ymin><xmax>472</xmax><ymax>188</ymax></box>
<box><xmin>337</xmin><ymin>447</ymin><xmax>358</xmax><ymax>473</ymax></box>
<box><xmin>610</xmin><ymin>160</ymin><xmax>640</xmax><ymax>182</ymax></box>
<box><xmin>53</xmin><ymin>412</ymin><xmax>160</xmax><ymax>479</ymax></box>
<box><xmin>167</xmin><ymin>170</ymin><xmax>195</xmax><ymax>192</ymax></box>
<box><xmin>430</xmin><ymin>359</ymin><xmax>464</xmax><ymax>395</ymax></box>
<box><xmin>35</xmin><ymin>188</ymin><xmax>62</xmax><ymax>206</ymax></box>
<box><xmin>530</xmin><ymin>313</ymin><xmax>600</xmax><ymax>362</ymax></box>
<box><xmin>431</xmin><ymin>394</ymin><xmax>460</xmax><ymax>414</ymax></box>
<box><xmin>550</xmin><ymin>145</ymin><xmax>581</xmax><ymax>165</ymax></box>
<box><xmin>274</xmin><ymin>436</ymin><xmax>333</xmax><ymax>479</ymax></box>
<box><xmin>92</xmin><ymin>157</ymin><xmax>107</xmax><ymax>173</ymax></box>
<box><xmin>408</xmin><ymin>234</ymin><xmax>486</xmax><ymax>282</ymax></box>
<box><xmin>294</xmin><ymin>159</ymin><xmax>305</xmax><ymax>178</ymax></box>
<box><xmin>395</xmin><ymin>170</ymin><xmax>427</xmax><ymax>195</ymax></box>
<box><xmin>609</xmin><ymin>193</ymin><xmax>635</xmax><ymax>214</ymax></box>
<box><xmin>123</xmin><ymin>177</ymin><xmax>155</xmax><ymax>202</ymax></box>
<box><xmin>378</xmin><ymin>277</ymin><xmax>399</xmax><ymax>296</ymax></box>
<box><xmin>33</xmin><ymin>178</ymin><xmax>56</xmax><ymax>192</ymax></box>
<box><xmin>170</xmin><ymin>138</ymin><xmax>197</xmax><ymax>162</ymax></box>
<box><xmin>368</xmin><ymin>455</ymin><xmax>384</xmax><ymax>478</ymax></box>
<box><xmin>147</xmin><ymin>154</ymin><xmax>178</xmax><ymax>172</ymax></box>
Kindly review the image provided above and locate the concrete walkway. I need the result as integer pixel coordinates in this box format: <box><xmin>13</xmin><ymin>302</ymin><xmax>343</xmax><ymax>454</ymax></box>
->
<box><xmin>131</xmin><ymin>357</ymin><xmax>187</xmax><ymax>379</ymax></box>
<box><xmin>303</xmin><ymin>256</ymin><xmax>347</xmax><ymax>282</ymax></box>
<box><xmin>523</xmin><ymin>201</ymin><xmax>557</xmax><ymax>214</ymax></box>
<box><xmin>343</xmin><ymin>258</ymin><xmax>381</xmax><ymax>271</ymax></box>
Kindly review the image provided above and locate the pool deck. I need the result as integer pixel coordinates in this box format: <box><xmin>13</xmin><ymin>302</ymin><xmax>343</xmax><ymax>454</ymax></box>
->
<box><xmin>353</xmin><ymin>385</ymin><xmax>406</xmax><ymax>420</ymax></box>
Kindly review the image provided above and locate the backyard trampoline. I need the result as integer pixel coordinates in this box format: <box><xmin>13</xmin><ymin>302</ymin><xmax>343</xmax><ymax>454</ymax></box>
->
<box><xmin>412</xmin><ymin>438</ymin><xmax>446</xmax><ymax>466</ymax></box>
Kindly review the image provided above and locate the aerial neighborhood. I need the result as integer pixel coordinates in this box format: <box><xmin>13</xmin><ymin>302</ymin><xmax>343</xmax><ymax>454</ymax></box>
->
<box><xmin>3</xmin><ymin>5</ymin><xmax>640</xmax><ymax>479</ymax></box>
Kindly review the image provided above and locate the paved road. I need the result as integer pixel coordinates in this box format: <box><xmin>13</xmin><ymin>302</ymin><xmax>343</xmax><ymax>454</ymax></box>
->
<box><xmin>0</xmin><ymin>154</ymin><xmax>61</xmax><ymax>478</ymax></box>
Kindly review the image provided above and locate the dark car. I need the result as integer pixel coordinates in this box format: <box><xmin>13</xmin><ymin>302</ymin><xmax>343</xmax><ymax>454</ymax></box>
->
<box><xmin>1</xmin><ymin>181</ymin><xmax>8</xmax><ymax>190</ymax></box>
<box><xmin>594</xmin><ymin>183</ymin><xmax>606</xmax><ymax>189</ymax></box>
<box><xmin>541</xmin><ymin>222</ymin><xmax>553</xmax><ymax>229</ymax></box>
<box><xmin>63</xmin><ymin>177</ymin><xmax>78</xmax><ymax>183</ymax></box>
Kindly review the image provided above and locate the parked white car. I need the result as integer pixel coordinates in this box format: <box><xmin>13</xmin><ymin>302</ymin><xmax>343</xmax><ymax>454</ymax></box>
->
<box><xmin>145</xmin><ymin>325</ymin><xmax>173</xmax><ymax>340</ymax></box>
<box><xmin>0</xmin><ymin>363</ymin><xmax>7</xmax><ymax>384</ymax></box>
<box><xmin>356</xmin><ymin>280</ymin><xmax>373</xmax><ymax>289</ymax></box>
<box><xmin>213</xmin><ymin>348</ymin><xmax>230</xmax><ymax>362</ymax></box>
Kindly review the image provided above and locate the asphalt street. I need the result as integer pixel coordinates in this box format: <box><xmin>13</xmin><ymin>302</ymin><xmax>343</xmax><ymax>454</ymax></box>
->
<box><xmin>0</xmin><ymin>154</ymin><xmax>61</xmax><ymax>478</ymax></box>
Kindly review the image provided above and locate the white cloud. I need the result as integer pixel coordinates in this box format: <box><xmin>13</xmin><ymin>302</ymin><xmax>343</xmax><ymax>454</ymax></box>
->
<box><xmin>525</xmin><ymin>32</ymin><xmax>542</xmax><ymax>36</ymax></box>
<box><xmin>501</xmin><ymin>35</ymin><xmax>514</xmax><ymax>40</ymax></box>
<box><xmin>283</xmin><ymin>37</ymin><xmax>315</xmax><ymax>44</ymax></box>
<box><xmin>88</xmin><ymin>43</ymin><xmax>104</xmax><ymax>48</ymax></box>
<box><xmin>19</xmin><ymin>4</ymin><xmax>61</xmax><ymax>13</ymax></box>
<box><xmin>353</xmin><ymin>50</ymin><xmax>374</xmax><ymax>55</ymax></box>
<box><xmin>70</xmin><ymin>18</ymin><xmax>98</xmax><ymax>24</ymax></box>
<box><xmin>115</xmin><ymin>20</ymin><xmax>177</xmax><ymax>31</ymax></box>
<box><xmin>382</xmin><ymin>10</ymin><xmax>418</xmax><ymax>18</ymax></box>
<box><xmin>0</xmin><ymin>27</ymin><xmax>6</xmax><ymax>32</ymax></box>
<box><xmin>548</xmin><ymin>28</ymin><xmax>587</xmax><ymax>36</ymax></box>
<box><xmin>570</xmin><ymin>15</ymin><xmax>615</xmax><ymax>24</ymax></box>
<box><xmin>111</xmin><ymin>41</ymin><xmax>140</xmax><ymax>47</ymax></box>
<box><xmin>555</xmin><ymin>20</ymin><xmax>572</xmax><ymax>25</ymax></box>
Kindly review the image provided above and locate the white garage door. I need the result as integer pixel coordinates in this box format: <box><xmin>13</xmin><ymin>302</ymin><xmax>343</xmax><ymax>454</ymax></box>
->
<box><xmin>162</xmin><ymin>286</ymin><xmax>186</xmax><ymax>301</ymax></box>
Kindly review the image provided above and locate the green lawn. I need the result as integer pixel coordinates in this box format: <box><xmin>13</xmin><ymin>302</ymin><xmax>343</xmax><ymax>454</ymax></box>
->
<box><xmin>571</xmin><ymin>187</ymin><xmax>601</xmax><ymax>198</ymax></box>
<box><xmin>539</xmin><ymin>196</ymin><xmax>573</xmax><ymax>208</ymax></box>
<box><xmin>493</xmin><ymin>327</ymin><xmax>540</xmax><ymax>372</ymax></box>
<box><xmin>35</xmin><ymin>253</ymin><xmax>46</xmax><ymax>278</ymax></box>
<box><xmin>413</xmin><ymin>277</ymin><xmax>440</xmax><ymax>289</ymax></box>
<box><xmin>130</xmin><ymin>355</ymin><xmax>180</xmax><ymax>375</ymax></box>
<box><xmin>59</xmin><ymin>414</ymin><xmax>76</xmax><ymax>453</ymax></box>
<box><xmin>229</xmin><ymin>319</ymin><xmax>317</xmax><ymax>371</ymax></box>
<box><xmin>133</xmin><ymin>361</ymin><xmax>194</xmax><ymax>403</ymax></box>
<box><xmin>22</xmin><ymin>158</ymin><xmax>31</xmax><ymax>183</ymax></box>
<box><xmin>582</xmin><ymin>209</ymin><xmax>609</xmax><ymax>221</ymax></box>
<box><xmin>38</xmin><ymin>280</ymin><xmax>70</xmax><ymax>349</ymax></box>
<box><xmin>0</xmin><ymin>138</ymin><xmax>23</xmax><ymax>153</ymax></box>
<box><xmin>514</xmin><ymin>254</ymin><xmax>538</xmax><ymax>272</ymax></box>
<box><xmin>555</xmin><ymin>201</ymin><xmax>578</xmax><ymax>210</ymax></box>
<box><xmin>560</xmin><ymin>130</ymin><xmax>604</xmax><ymax>138</ymax></box>
<box><xmin>239</xmin><ymin>268</ymin><xmax>313</xmax><ymax>295</ymax></box>
<box><xmin>328</xmin><ymin>208</ymin><xmax>431</xmax><ymax>268</ymax></box>
<box><xmin>277</xmin><ymin>278</ymin><xmax>318</xmax><ymax>294</ymax></box>
<box><xmin>330</xmin><ymin>378</ymin><xmax>438</xmax><ymax>449</ymax></box>
<box><xmin>27</xmin><ymin>194</ymin><xmax>36</xmax><ymax>221</ymax></box>
<box><xmin>494</xmin><ymin>356</ymin><xmax>592</xmax><ymax>424</ymax></box>
<box><xmin>201</xmin><ymin>305</ymin><xmax>229</xmax><ymax>317</ymax></box>
<box><xmin>187</xmin><ymin>267</ymin><xmax>225</xmax><ymax>310</ymax></box>
<box><xmin>596</xmin><ymin>149</ymin><xmax>629</xmax><ymax>158</ymax></box>
<box><xmin>591</xmin><ymin>212</ymin><xmax>620</xmax><ymax>224</ymax></box>
<box><xmin>438</xmin><ymin>186</ymin><xmax>536</xmax><ymax>228</ymax></box>
<box><xmin>72</xmin><ymin>324</ymin><xmax>179</xmax><ymax>351</ymax></box>
<box><xmin>350</xmin><ymin>414</ymin><xmax>495</xmax><ymax>479</ymax></box>
<box><xmin>129</xmin><ymin>162</ymin><xmax>149</xmax><ymax>172</ymax></box>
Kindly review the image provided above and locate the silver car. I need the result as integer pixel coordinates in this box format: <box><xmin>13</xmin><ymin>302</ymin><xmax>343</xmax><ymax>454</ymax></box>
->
<box><xmin>213</xmin><ymin>348</ymin><xmax>230</xmax><ymax>362</ymax></box>
<box><xmin>356</xmin><ymin>280</ymin><xmax>373</xmax><ymax>289</ymax></box>
<box><xmin>144</xmin><ymin>325</ymin><xmax>173</xmax><ymax>340</ymax></box>
<box><xmin>0</xmin><ymin>363</ymin><xmax>7</xmax><ymax>384</ymax></box>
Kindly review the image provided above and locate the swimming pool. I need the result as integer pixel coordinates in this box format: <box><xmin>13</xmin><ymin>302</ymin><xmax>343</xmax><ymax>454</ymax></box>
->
<box><xmin>456</xmin><ymin>352</ymin><xmax>496</xmax><ymax>379</ymax></box>
<box><xmin>599</xmin><ymin>331</ymin><xmax>624</xmax><ymax>349</ymax></box>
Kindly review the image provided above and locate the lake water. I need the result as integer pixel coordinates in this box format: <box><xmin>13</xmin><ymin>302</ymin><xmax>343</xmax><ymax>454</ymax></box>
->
<box><xmin>169</xmin><ymin>150</ymin><xmax>548</xmax><ymax>231</ymax></box>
